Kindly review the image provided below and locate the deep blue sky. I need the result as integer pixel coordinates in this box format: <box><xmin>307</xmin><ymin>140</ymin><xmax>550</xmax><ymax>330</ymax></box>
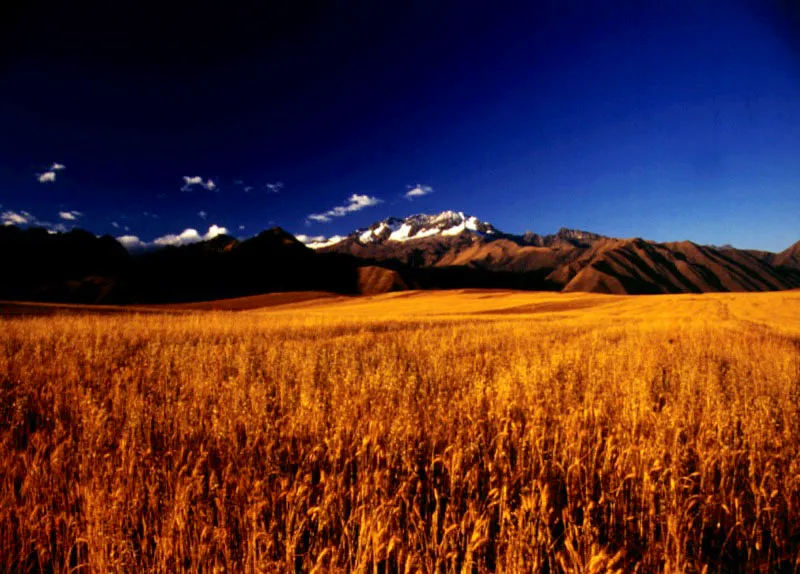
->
<box><xmin>1</xmin><ymin>1</ymin><xmax>798</xmax><ymax>251</ymax></box>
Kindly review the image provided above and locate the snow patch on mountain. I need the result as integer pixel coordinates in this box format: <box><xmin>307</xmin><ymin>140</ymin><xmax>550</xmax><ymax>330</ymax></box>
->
<box><xmin>300</xmin><ymin>235</ymin><xmax>346</xmax><ymax>249</ymax></box>
<box><xmin>388</xmin><ymin>223</ymin><xmax>413</xmax><ymax>241</ymax></box>
<box><xmin>353</xmin><ymin>211</ymin><xmax>497</xmax><ymax>244</ymax></box>
<box><xmin>295</xmin><ymin>212</ymin><xmax>608</xmax><ymax>252</ymax></box>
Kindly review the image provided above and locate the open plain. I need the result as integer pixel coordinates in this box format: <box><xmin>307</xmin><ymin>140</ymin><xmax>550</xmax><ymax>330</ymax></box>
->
<box><xmin>1</xmin><ymin>290</ymin><xmax>799</xmax><ymax>572</ymax></box>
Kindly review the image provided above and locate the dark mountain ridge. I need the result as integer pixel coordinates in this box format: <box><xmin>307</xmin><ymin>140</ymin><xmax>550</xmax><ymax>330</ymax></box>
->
<box><xmin>0</xmin><ymin>214</ymin><xmax>798</xmax><ymax>304</ymax></box>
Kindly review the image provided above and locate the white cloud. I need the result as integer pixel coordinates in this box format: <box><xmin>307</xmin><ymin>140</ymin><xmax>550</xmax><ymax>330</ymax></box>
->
<box><xmin>181</xmin><ymin>176</ymin><xmax>217</xmax><ymax>192</ymax></box>
<box><xmin>0</xmin><ymin>210</ymin><xmax>66</xmax><ymax>234</ymax></box>
<box><xmin>295</xmin><ymin>234</ymin><xmax>325</xmax><ymax>244</ymax></box>
<box><xmin>198</xmin><ymin>210</ymin><xmax>208</xmax><ymax>220</ymax></box>
<box><xmin>182</xmin><ymin>176</ymin><xmax>202</xmax><ymax>187</ymax></box>
<box><xmin>154</xmin><ymin>228</ymin><xmax>201</xmax><ymax>246</ymax></box>
<box><xmin>206</xmin><ymin>224</ymin><xmax>227</xmax><ymax>238</ymax></box>
<box><xmin>405</xmin><ymin>184</ymin><xmax>434</xmax><ymax>199</ymax></box>
<box><xmin>153</xmin><ymin>224</ymin><xmax>228</xmax><ymax>247</ymax></box>
<box><xmin>116</xmin><ymin>225</ymin><xmax>231</xmax><ymax>251</ymax></box>
<box><xmin>117</xmin><ymin>235</ymin><xmax>146</xmax><ymax>249</ymax></box>
<box><xmin>58</xmin><ymin>210</ymin><xmax>82</xmax><ymax>221</ymax></box>
<box><xmin>295</xmin><ymin>234</ymin><xmax>346</xmax><ymax>249</ymax></box>
<box><xmin>35</xmin><ymin>162</ymin><xmax>66</xmax><ymax>183</ymax></box>
<box><xmin>307</xmin><ymin>214</ymin><xmax>332</xmax><ymax>223</ymax></box>
<box><xmin>265</xmin><ymin>181</ymin><xmax>284</xmax><ymax>193</ymax></box>
<box><xmin>1</xmin><ymin>210</ymin><xmax>30</xmax><ymax>226</ymax></box>
<box><xmin>111</xmin><ymin>221</ymin><xmax>120</xmax><ymax>228</ymax></box>
<box><xmin>307</xmin><ymin>193</ymin><xmax>382</xmax><ymax>224</ymax></box>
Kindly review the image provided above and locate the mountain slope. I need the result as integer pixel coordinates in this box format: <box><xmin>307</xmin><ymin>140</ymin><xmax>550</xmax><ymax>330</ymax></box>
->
<box><xmin>311</xmin><ymin>212</ymin><xmax>800</xmax><ymax>295</ymax></box>
<box><xmin>561</xmin><ymin>239</ymin><xmax>798</xmax><ymax>294</ymax></box>
<box><xmin>2</xmin><ymin>215</ymin><xmax>797</xmax><ymax>303</ymax></box>
<box><xmin>0</xmin><ymin>225</ymin><xmax>412</xmax><ymax>304</ymax></box>
<box><xmin>318</xmin><ymin>212</ymin><xmax>607</xmax><ymax>281</ymax></box>
<box><xmin>129</xmin><ymin>227</ymin><xmax>410</xmax><ymax>303</ymax></box>
<box><xmin>774</xmin><ymin>240</ymin><xmax>800</xmax><ymax>270</ymax></box>
<box><xmin>0</xmin><ymin>226</ymin><xmax>132</xmax><ymax>303</ymax></box>
<box><xmin>357</xmin><ymin>266</ymin><xmax>409</xmax><ymax>295</ymax></box>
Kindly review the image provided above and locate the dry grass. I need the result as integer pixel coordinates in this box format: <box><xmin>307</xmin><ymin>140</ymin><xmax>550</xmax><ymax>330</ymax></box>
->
<box><xmin>1</xmin><ymin>290</ymin><xmax>799</xmax><ymax>572</ymax></box>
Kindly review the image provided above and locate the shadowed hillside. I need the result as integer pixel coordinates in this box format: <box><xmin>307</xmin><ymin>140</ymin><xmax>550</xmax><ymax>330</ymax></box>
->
<box><xmin>0</xmin><ymin>226</ymin><xmax>132</xmax><ymax>303</ymax></box>
<box><xmin>1</xmin><ymin>220</ymin><xmax>798</xmax><ymax>303</ymax></box>
<box><xmin>774</xmin><ymin>240</ymin><xmax>800</xmax><ymax>270</ymax></box>
<box><xmin>561</xmin><ymin>239</ymin><xmax>799</xmax><ymax>294</ymax></box>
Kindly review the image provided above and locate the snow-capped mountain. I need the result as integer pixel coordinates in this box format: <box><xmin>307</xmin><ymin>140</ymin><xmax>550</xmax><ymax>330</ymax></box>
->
<box><xmin>303</xmin><ymin>211</ymin><xmax>608</xmax><ymax>251</ymax></box>
<box><xmin>300</xmin><ymin>211</ymin><xmax>617</xmax><ymax>276</ymax></box>
<box><xmin>306</xmin><ymin>211</ymin><xmax>498</xmax><ymax>249</ymax></box>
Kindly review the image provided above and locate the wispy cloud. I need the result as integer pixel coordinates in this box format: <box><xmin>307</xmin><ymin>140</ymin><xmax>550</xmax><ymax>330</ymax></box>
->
<box><xmin>405</xmin><ymin>184</ymin><xmax>434</xmax><ymax>199</ymax></box>
<box><xmin>1</xmin><ymin>210</ymin><xmax>31</xmax><ymax>226</ymax></box>
<box><xmin>111</xmin><ymin>221</ymin><xmax>120</xmax><ymax>229</ymax></box>
<box><xmin>198</xmin><ymin>210</ymin><xmax>208</xmax><ymax>220</ymax></box>
<box><xmin>181</xmin><ymin>176</ymin><xmax>217</xmax><ymax>192</ymax></box>
<box><xmin>153</xmin><ymin>224</ymin><xmax>228</xmax><ymax>247</ymax></box>
<box><xmin>307</xmin><ymin>194</ymin><xmax>382</xmax><ymax>223</ymax></box>
<box><xmin>58</xmin><ymin>210</ymin><xmax>82</xmax><ymax>221</ymax></box>
<box><xmin>234</xmin><ymin>179</ymin><xmax>282</xmax><ymax>193</ymax></box>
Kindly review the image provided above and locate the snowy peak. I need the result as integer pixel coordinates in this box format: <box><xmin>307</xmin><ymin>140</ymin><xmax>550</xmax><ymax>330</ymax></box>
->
<box><xmin>299</xmin><ymin>212</ymin><xmax>609</xmax><ymax>251</ymax></box>
<box><xmin>355</xmin><ymin>211</ymin><xmax>497</xmax><ymax>245</ymax></box>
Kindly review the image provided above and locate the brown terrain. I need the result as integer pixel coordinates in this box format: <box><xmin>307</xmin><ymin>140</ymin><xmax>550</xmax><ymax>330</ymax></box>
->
<box><xmin>772</xmin><ymin>239</ymin><xmax>800</xmax><ymax>268</ymax></box>
<box><xmin>355</xmin><ymin>265</ymin><xmax>409</xmax><ymax>295</ymax></box>
<box><xmin>1</xmin><ymin>215</ymin><xmax>798</xmax><ymax>304</ymax></box>
<box><xmin>320</xmin><ymin>214</ymin><xmax>800</xmax><ymax>295</ymax></box>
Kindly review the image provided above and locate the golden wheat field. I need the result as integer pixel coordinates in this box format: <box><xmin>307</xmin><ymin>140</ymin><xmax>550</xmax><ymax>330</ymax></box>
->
<box><xmin>1</xmin><ymin>289</ymin><xmax>800</xmax><ymax>573</ymax></box>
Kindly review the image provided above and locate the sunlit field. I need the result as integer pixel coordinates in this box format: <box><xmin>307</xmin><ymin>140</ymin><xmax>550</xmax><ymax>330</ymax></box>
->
<box><xmin>1</xmin><ymin>290</ymin><xmax>799</xmax><ymax>572</ymax></box>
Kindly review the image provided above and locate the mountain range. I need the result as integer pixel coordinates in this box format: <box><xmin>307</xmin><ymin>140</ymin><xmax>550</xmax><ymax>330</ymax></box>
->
<box><xmin>0</xmin><ymin>211</ymin><xmax>798</xmax><ymax>304</ymax></box>
<box><xmin>312</xmin><ymin>211</ymin><xmax>800</xmax><ymax>294</ymax></box>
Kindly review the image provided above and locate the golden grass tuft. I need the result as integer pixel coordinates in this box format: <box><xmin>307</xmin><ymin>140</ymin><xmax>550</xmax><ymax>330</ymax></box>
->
<box><xmin>1</xmin><ymin>290</ymin><xmax>799</xmax><ymax>571</ymax></box>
